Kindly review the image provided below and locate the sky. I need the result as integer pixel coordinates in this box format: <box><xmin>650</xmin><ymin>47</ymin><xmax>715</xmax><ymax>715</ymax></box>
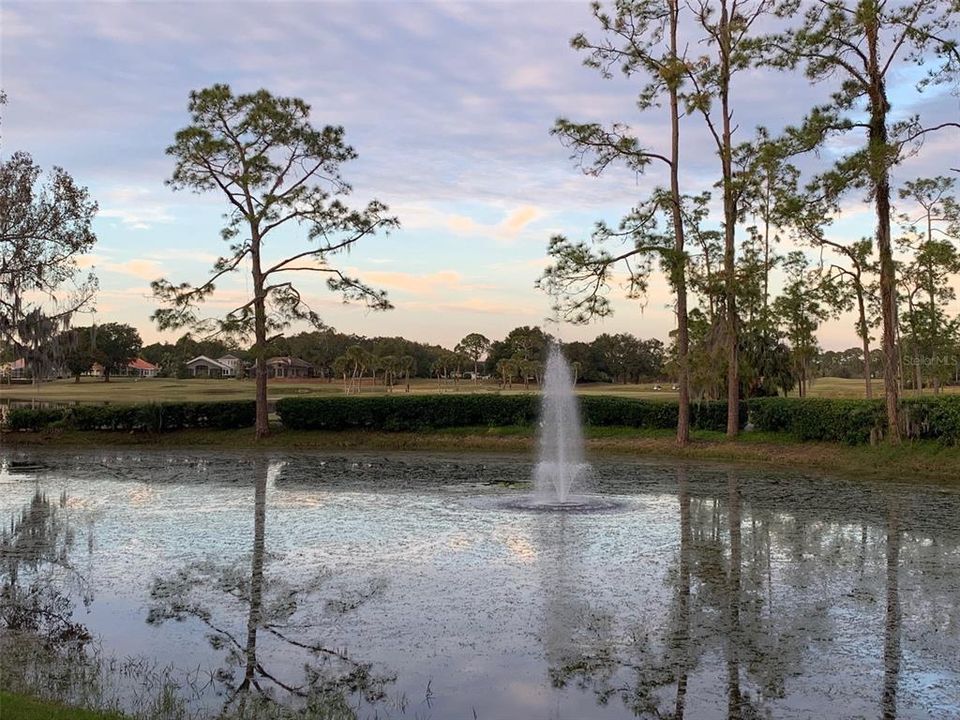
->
<box><xmin>2</xmin><ymin>0</ymin><xmax>958</xmax><ymax>350</ymax></box>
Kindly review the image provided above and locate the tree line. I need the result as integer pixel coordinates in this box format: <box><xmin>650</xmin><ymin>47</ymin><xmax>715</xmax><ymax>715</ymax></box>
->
<box><xmin>541</xmin><ymin>0</ymin><xmax>959</xmax><ymax>445</ymax></box>
<box><xmin>135</xmin><ymin>325</ymin><xmax>668</xmax><ymax>387</ymax></box>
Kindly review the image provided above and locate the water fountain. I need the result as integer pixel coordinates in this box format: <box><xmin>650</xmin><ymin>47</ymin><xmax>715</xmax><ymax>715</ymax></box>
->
<box><xmin>533</xmin><ymin>343</ymin><xmax>590</xmax><ymax>505</ymax></box>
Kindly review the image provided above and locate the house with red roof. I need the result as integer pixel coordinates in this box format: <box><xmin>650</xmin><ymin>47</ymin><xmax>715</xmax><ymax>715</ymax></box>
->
<box><xmin>127</xmin><ymin>358</ymin><xmax>159</xmax><ymax>378</ymax></box>
<box><xmin>90</xmin><ymin>358</ymin><xmax>159</xmax><ymax>378</ymax></box>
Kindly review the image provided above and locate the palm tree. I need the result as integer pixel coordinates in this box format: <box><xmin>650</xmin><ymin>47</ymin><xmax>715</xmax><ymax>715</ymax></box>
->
<box><xmin>496</xmin><ymin>357</ymin><xmax>515</xmax><ymax>389</ymax></box>
<box><xmin>332</xmin><ymin>355</ymin><xmax>350</xmax><ymax>393</ymax></box>
<box><xmin>399</xmin><ymin>355</ymin><xmax>414</xmax><ymax>393</ymax></box>
<box><xmin>380</xmin><ymin>355</ymin><xmax>398</xmax><ymax>392</ymax></box>
<box><xmin>343</xmin><ymin>345</ymin><xmax>368</xmax><ymax>394</ymax></box>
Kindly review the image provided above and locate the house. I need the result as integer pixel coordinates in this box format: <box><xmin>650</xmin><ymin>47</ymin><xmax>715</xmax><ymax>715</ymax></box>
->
<box><xmin>128</xmin><ymin>358</ymin><xmax>159</xmax><ymax>378</ymax></box>
<box><xmin>264</xmin><ymin>356</ymin><xmax>313</xmax><ymax>379</ymax></box>
<box><xmin>1</xmin><ymin>358</ymin><xmax>60</xmax><ymax>381</ymax></box>
<box><xmin>217</xmin><ymin>354</ymin><xmax>244</xmax><ymax>377</ymax></box>
<box><xmin>89</xmin><ymin>358</ymin><xmax>160</xmax><ymax>378</ymax></box>
<box><xmin>185</xmin><ymin>355</ymin><xmax>234</xmax><ymax>378</ymax></box>
<box><xmin>1</xmin><ymin>358</ymin><xmax>27</xmax><ymax>379</ymax></box>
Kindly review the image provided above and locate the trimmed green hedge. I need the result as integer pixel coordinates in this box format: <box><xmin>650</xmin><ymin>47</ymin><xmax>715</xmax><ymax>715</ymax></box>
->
<box><xmin>5</xmin><ymin>401</ymin><xmax>256</xmax><ymax>433</ymax></box>
<box><xmin>6</xmin><ymin>407</ymin><xmax>69</xmax><ymax>431</ymax></box>
<box><xmin>901</xmin><ymin>396</ymin><xmax>960</xmax><ymax>445</ymax></box>
<box><xmin>275</xmin><ymin>394</ymin><xmax>741</xmax><ymax>432</ymax></box>
<box><xmin>748</xmin><ymin>398</ymin><xmax>886</xmax><ymax>444</ymax></box>
<box><xmin>749</xmin><ymin>395</ymin><xmax>960</xmax><ymax>445</ymax></box>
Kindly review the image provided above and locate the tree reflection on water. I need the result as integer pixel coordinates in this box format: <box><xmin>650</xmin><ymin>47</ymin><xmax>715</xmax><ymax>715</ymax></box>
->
<box><xmin>146</xmin><ymin>459</ymin><xmax>394</xmax><ymax>717</ymax></box>
<box><xmin>542</xmin><ymin>471</ymin><xmax>942</xmax><ymax>720</ymax></box>
<box><xmin>0</xmin><ymin>488</ymin><xmax>92</xmax><ymax>649</ymax></box>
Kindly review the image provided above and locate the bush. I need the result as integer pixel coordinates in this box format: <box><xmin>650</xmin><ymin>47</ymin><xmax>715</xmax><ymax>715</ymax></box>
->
<box><xmin>749</xmin><ymin>397</ymin><xmax>887</xmax><ymax>445</ymax></box>
<box><xmin>6</xmin><ymin>407</ymin><xmax>69</xmax><ymax>431</ymax></box>
<box><xmin>276</xmin><ymin>394</ymin><xmax>539</xmax><ymax>431</ymax></box>
<box><xmin>3</xmin><ymin>401</ymin><xmax>256</xmax><ymax>432</ymax></box>
<box><xmin>901</xmin><ymin>396</ymin><xmax>960</xmax><ymax>445</ymax></box>
<box><xmin>276</xmin><ymin>394</ymin><xmax>740</xmax><ymax>432</ymax></box>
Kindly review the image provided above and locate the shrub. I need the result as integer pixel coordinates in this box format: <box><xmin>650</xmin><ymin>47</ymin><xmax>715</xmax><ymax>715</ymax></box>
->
<box><xmin>276</xmin><ymin>394</ymin><xmax>740</xmax><ymax>432</ymax></box>
<box><xmin>6</xmin><ymin>407</ymin><xmax>69</xmax><ymax>431</ymax></box>
<box><xmin>276</xmin><ymin>394</ymin><xmax>539</xmax><ymax>431</ymax></box>
<box><xmin>901</xmin><ymin>396</ymin><xmax>960</xmax><ymax>445</ymax></box>
<box><xmin>749</xmin><ymin>397</ymin><xmax>887</xmax><ymax>444</ymax></box>
<box><xmin>3</xmin><ymin>401</ymin><xmax>256</xmax><ymax>432</ymax></box>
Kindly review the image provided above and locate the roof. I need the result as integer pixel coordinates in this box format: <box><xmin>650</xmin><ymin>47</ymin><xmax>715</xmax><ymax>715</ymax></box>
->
<box><xmin>128</xmin><ymin>358</ymin><xmax>158</xmax><ymax>371</ymax></box>
<box><xmin>218</xmin><ymin>354</ymin><xmax>241</xmax><ymax>361</ymax></box>
<box><xmin>266</xmin><ymin>356</ymin><xmax>313</xmax><ymax>368</ymax></box>
<box><xmin>185</xmin><ymin>355</ymin><xmax>232</xmax><ymax>371</ymax></box>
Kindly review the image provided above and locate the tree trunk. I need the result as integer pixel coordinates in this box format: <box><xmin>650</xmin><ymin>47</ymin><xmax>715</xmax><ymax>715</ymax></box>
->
<box><xmin>866</xmin><ymin>15</ymin><xmax>900</xmax><ymax>442</ymax></box>
<box><xmin>857</xmin><ymin>284</ymin><xmax>873</xmax><ymax>399</ymax></box>
<box><xmin>667</xmin><ymin>0</ymin><xmax>690</xmax><ymax>447</ymax></box>
<box><xmin>719</xmin><ymin>0</ymin><xmax>739</xmax><ymax>437</ymax></box>
<box><xmin>251</xmin><ymin>228</ymin><xmax>270</xmax><ymax>439</ymax></box>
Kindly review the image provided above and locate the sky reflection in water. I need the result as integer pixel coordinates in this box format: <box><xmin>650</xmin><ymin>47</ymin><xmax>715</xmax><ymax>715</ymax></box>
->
<box><xmin>1</xmin><ymin>450</ymin><xmax>959</xmax><ymax>719</ymax></box>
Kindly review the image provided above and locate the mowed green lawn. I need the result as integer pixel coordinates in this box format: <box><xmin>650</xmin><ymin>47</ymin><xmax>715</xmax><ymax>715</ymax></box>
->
<box><xmin>0</xmin><ymin>692</ymin><xmax>126</xmax><ymax>720</ymax></box>
<box><xmin>2</xmin><ymin>375</ymin><xmax>954</xmax><ymax>404</ymax></box>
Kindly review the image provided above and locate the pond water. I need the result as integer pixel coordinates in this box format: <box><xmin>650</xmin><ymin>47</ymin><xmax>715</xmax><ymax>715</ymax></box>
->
<box><xmin>1</xmin><ymin>449</ymin><xmax>959</xmax><ymax>719</ymax></box>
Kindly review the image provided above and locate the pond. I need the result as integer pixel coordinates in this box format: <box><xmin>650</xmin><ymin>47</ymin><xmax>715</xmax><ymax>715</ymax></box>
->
<box><xmin>1</xmin><ymin>449</ymin><xmax>958</xmax><ymax>719</ymax></box>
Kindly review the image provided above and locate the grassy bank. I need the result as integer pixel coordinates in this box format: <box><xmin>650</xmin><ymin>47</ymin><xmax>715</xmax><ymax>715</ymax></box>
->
<box><xmin>4</xmin><ymin>424</ymin><xmax>960</xmax><ymax>483</ymax></box>
<box><xmin>5</xmin><ymin>375</ymin><xmax>953</xmax><ymax>404</ymax></box>
<box><xmin>0</xmin><ymin>692</ymin><xmax>127</xmax><ymax>720</ymax></box>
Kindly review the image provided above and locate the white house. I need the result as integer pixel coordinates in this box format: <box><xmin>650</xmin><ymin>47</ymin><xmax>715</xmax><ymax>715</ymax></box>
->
<box><xmin>185</xmin><ymin>355</ymin><xmax>234</xmax><ymax>378</ymax></box>
<box><xmin>217</xmin><ymin>354</ymin><xmax>244</xmax><ymax>377</ymax></box>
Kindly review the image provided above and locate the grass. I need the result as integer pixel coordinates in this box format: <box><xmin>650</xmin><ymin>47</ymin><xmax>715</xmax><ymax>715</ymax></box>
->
<box><xmin>0</xmin><ymin>691</ymin><xmax>127</xmax><ymax>720</ymax></box>
<box><xmin>4</xmin><ymin>423</ymin><xmax>960</xmax><ymax>483</ymax></box>
<box><xmin>4</xmin><ymin>375</ymin><xmax>956</xmax><ymax>405</ymax></box>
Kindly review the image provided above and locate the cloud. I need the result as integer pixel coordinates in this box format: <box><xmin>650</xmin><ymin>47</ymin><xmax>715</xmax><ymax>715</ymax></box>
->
<box><xmin>502</xmin><ymin>206</ymin><xmax>543</xmax><ymax>234</ymax></box>
<box><xmin>434</xmin><ymin>298</ymin><xmax>534</xmax><ymax>316</ymax></box>
<box><xmin>98</xmin><ymin>187</ymin><xmax>175</xmax><ymax>230</ymax></box>
<box><xmin>359</xmin><ymin>269</ymin><xmax>493</xmax><ymax>295</ymax></box>
<box><xmin>505</xmin><ymin>64</ymin><xmax>556</xmax><ymax>91</ymax></box>
<box><xmin>144</xmin><ymin>248</ymin><xmax>220</xmax><ymax>264</ymax></box>
<box><xmin>100</xmin><ymin>259</ymin><xmax>166</xmax><ymax>281</ymax></box>
<box><xmin>400</xmin><ymin>203</ymin><xmax>546</xmax><ymax>244</ymax></box>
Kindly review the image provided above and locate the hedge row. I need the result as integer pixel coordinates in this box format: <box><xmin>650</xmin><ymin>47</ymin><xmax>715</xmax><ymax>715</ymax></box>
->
<box><xmin>901</xmin><ymin>396</ymin><xmax>960</xmax><ymax>445</ymax></box>
<box><xmin>275</xmin><ymin>394</ymin><xmax>742</xmax><ymax>432</ymax></box>
<box><xmin>748</xmin><ymin>396</ymin><xmax>960</xmax><ymax>445</ymax></box>
<box><xmin>6</xmin><ymin>401</ymin><xmax>256</xmax><ymax>432</ymax></box>
<box><xmin>748</xmin><ymin>398</ymin><xmax>886</xmax><ymax>444</ymax></box>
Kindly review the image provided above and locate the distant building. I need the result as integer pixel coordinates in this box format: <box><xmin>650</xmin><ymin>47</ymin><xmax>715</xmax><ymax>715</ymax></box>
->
<box><xmin>185</xmin><ymin>355</ymin><xmax>234</xmax><ymax>378</ymax></box>
<box><xmin>263</xmin><ymin>356</ymin><xmax>313</xmax><ymax>379</ymax></box>
<box><xmin>1</xmin><ymin>358</ymin><xmax>63</xmax><ymax>380</ymax></box>
<box><xmin>217</xmin><ymin>354</ymin><xmax>244</xmax><ymax>377</ymax></box>
<box><xmin>0</xmin><ymin>359</ymin><xmax>27</xmax><ymax>380</ymax></box>
<box><xmin>89</xmin><ymin>358</ymin><xmax>160</xmax><ymax>378</ymax></box>
<box><xmin>128</xmin><ymin>358</ymin><xmax>159</xmax><ymax>378</ymax></box>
